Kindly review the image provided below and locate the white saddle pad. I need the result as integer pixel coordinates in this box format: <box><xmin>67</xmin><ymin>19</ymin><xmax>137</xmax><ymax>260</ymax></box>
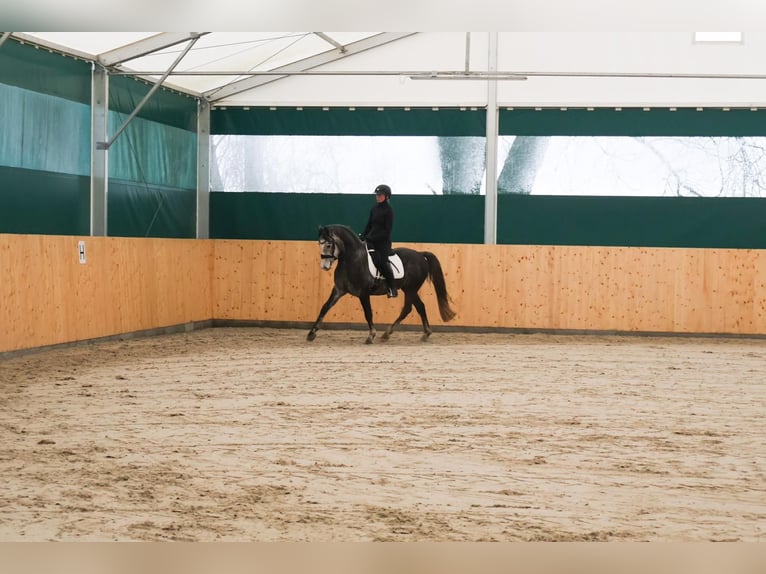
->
<box><xmin>367</xmin><ymin>250</ymin><xmax>404</xmax><ymax>280</ymax></box>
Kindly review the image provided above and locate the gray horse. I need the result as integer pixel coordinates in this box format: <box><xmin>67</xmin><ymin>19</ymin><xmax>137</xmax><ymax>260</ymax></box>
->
<box><xmin>307</xmin><ymin>224</ymin><xmax>456</xmax><ymax>344</ymax></box>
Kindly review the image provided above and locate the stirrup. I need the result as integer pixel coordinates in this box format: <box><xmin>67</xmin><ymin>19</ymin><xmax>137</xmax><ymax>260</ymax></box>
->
<box><xmin>387</xmin><ymin>287</ymin><xmax>398</xmax><ymax>298</ymax></box>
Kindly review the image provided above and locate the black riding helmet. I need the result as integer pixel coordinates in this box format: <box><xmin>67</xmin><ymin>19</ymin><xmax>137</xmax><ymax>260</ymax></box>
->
<box><xmin>374</xmin><ymin>184</ymin><xmax>391</xmax><ymax>199</ymax></box>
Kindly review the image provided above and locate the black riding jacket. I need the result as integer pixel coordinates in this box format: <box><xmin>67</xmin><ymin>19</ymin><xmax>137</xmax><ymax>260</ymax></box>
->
<box><xmin>361</xmin><ymin>199</ymin><xmax>394</xmax><ymax>246</ymax></box>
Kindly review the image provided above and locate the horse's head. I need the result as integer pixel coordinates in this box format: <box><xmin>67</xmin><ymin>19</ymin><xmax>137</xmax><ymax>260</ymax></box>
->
<box><xmin>317</xmin><ymin>226</ymin><xmax>340</xmax><ymax>271</ymax></box>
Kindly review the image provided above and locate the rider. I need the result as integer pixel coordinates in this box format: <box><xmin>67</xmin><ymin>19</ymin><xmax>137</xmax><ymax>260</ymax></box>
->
<box><xmin>360</xmin><ymin>184</ymin><xmax>397</xmax><ymax>298</ymax></box>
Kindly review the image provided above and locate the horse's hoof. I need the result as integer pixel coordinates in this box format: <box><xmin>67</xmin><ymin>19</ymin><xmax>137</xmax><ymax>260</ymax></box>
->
<box><xmin>306</xmin><ymin>331</ymin><xmax>316</xmax><ymax>342</ymax></box>
<box><xmin>421</xmin><ymin>331</ymin><xmax>432</xmax><ymax>342</ymax></box>
<box><xmin>365</xmin><ymin>337</ymin><xmax>374</xmax><ymax>345</ymax></box>
<box><xmin>381</xmin><ymin>330</ymin><xmax>391</xmax><ymax>340</ymax></box>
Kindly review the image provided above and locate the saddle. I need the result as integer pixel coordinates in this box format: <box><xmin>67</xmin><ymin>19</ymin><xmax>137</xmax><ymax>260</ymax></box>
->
<box><xmin>366</xmin><ymin>248</ymin><xmax>404</xmax><ymax>280</ymax></box>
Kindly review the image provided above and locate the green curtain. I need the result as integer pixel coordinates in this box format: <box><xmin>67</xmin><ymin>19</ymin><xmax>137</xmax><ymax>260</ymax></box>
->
<box><xmin>212</xmin><ymin>106</ymin><xmax>486</xmax><ymax>136</ymax></box>
<box><xmin>0</xmin><ymin>38</ymin><xmax>91</xmax><ymax>104</ymax></box>
<box><xmin>106</xmin><ymin>76</ymin><xmax>198</xmax><ymax>238</ymax></box>
<box><xmin>210</xmin><ymin>192</ymin><xmax>483</xmax><ymax>243</ymax></box>
<box><xmin>0</xmin><ymin>40</ymin><xmax>92</xmax><ymax>235</ymax></box>
<box><xmin>500</xmin><ymin>107</ymin><xmax>766</xmax><ymax>136</ymax></box>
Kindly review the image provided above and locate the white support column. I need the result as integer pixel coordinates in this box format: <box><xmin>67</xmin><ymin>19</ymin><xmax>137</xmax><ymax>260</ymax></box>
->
<box><xmin>196</xmin><ymin>99</ymin><xmax>211</xmax><ymax>239</ymax></box>
<box><xmin>484</xmin><ymin>32</ymin><xmax>499</xmax><ymax>245</ymax></box>
<box><xmin>90</xmin><ymin>65</ymin><xmax>109</xmax><ymax>236</ymax></box>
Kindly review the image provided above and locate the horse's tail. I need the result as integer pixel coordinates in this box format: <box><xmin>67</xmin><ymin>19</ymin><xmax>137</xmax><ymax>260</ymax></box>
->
<box><xmin>423</xmin><ymin>252</ymin><xmax>457</xmax><ymax>322</ymax></box>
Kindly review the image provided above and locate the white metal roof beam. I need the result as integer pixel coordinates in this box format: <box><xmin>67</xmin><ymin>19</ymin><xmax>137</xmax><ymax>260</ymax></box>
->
<box><xmin>0</xmin><ymin>32</ymin><xmax>12</xmax><ymax>49</ymax></box>
<box><xmin>314</xmin><ymin>32</ymin><xmax>346</xmax><ymax>53</ymax></box>
<box><xmin>98</xmin><ymin>32</ymin><xmax>209</xmax><ymax>67</ymax></box>
<box><xmin>204</xmin><ymin>32</ymin><xmax>417</xmax><ymax>103</ymax></box>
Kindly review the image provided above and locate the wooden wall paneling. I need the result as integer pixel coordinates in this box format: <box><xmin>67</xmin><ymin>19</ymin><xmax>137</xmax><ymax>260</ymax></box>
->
<box><xmin>4</xmin><ymin>236</ymin><xmax>39</xmax><ymax>349</ymax></box>
<box><xmin>266</xmin><ymin>241</ymin><xmax>285</xmax><ymax>320</ymax></box>
<box><xmin>1</xmin><ymin>235</ymin><xmax>213</xmax><ymax>354</ymax></box>
<box><xmin>674</xmin><ymin>248</ymin><xmax>706</xmax><ymax>333</ymax></box>
<box><xmin>79</xmin><ymin>237</ymin><xmax>106</xmax><ymax>341</ymax></box>
<box><xmin>590</xmin><ymin>247</ymin><xmax>618</xmax><ymax>330</ymax></box>
<box><xmin>753</xmin><ymin>250</ymin><xmax>766</xmax><ymax>333</ymax></box>
<box><xmin>624</xmin><ymin>247</ymin><xmax>666</xmax><ymax>332</ymax></box>
<box><xmin>292</xmin><ymin>240</ymin><xmax>327</xmax><ymax>322</ymax></box>
<box><xmin>213</xmin><ymin>240</ymin><xmax>245</xmax><ymax>320</ymax></box>
<box><xmin>703</xmin><ymin>249</ymin><xmax>727</xmax><ymax>334</ymax></box>
<box><xmin>251</xmin><ymin>240</ymin><xmax>274</xmax><ymax>321</ymax></box>
<box><xmin>68</xmin><ymin>236</ymin><xmax>98</xmax><ymax>342</ymax></box>
<box><xmin>245</xmin><ymin>240</ymin><xmax>265</xmax><ymax>319</ymax></box>
<box><xmin>117</xmin><ymin>238</ymin><xmax>149</xmax><ymax>334</ymax></box>
<box><xmin>554</xmin><ymin>245</ymin><xmax>586</xmax><ymax>331</ymax></box>
<box><xmin>449</xmin><ymin>243</ymin><xmax>485</xmax><ymax>327</ymax></box>
<box><xmin>508</xmin><ymin>244</ymin><xmax>542</xmax><ymax>329</ymax></box>
<box><xmin>442</xmin><ymin>241</ymin><xmax>466</xmax><ymax>324</ymax></box>
<box><xmin>0</xmin><ymin>236</ymin><xmax>18</xmax><ymax>348</ymax></box>
<box><xmin>722</xmin><ymin>249</ymin><xmax>757</xmax><ymax>334</ymax></box>
<box><xmin>7</xmin><ymin>234</ymin><xmax>766</xmax><ymax>355</ymax></box>
<box><xmin>149</xmin><ymin>238</ymin><xmax>212</xmax><ymax>329</ymax></box>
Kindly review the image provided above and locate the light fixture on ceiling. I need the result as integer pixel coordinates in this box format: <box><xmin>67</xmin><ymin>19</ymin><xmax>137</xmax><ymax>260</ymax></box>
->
<box><xmin>694</xmin><ymin>32</ymin><xmax>743</xmax><ymax>43</ymax></box>
<box><xmin>408</xmin><ymin>72</ymin><xmax>528</xmax><ymax>81</ymax></box>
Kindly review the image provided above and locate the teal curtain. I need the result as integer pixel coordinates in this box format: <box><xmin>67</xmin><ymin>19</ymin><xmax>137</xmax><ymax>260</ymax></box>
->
<box><xmin>108</xmin><ymin>113</ymin><xmax>197</xmax><ymax>190</ymax></box>
<box><xmin>0</xmin><ymin>83</ymin><xmax>90</xmax><ymax>175</ymax></box>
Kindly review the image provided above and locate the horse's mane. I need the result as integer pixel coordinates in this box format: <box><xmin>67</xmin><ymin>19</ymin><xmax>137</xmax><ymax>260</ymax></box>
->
<box><xmin>325</xmin><ymin>224</ymin><xmax>362</xmax><ymax>245</ymax></box>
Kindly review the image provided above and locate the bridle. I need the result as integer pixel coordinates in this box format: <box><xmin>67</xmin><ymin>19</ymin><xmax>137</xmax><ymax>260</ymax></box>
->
<box><xmin>319</xmin><ymin>234</ymin><xmax>339</xmax><ymax>264</ymax></box>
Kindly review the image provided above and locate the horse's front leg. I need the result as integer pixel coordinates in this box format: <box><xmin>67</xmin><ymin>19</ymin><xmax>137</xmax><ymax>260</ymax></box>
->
<box><xmin>307</xmin><ymin>287</ymin><xmax>345</xmax><ymax>341</ymax></box>
<box><xmin>359</xmin><ymin>294</ymin><xmax>376</xmax><ymax>344</ymax></box>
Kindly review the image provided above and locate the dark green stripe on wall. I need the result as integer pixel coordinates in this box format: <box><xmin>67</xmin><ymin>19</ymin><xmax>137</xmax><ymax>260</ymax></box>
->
<box><xmin>0</xmin><ymin>174</ymin><xmax>197</xmax><ymax>238</ymax></box>
<box><xmin>500</xmin><ymin>107</ymin><xmax>766</xmax><ymax>136</ymax></box>
<box><xmin>212</xmin><ymin>106</ymin><xmax>766</xmax><ymax>137</ymax></box>
<box><xmin>210</xmin><ymin>192</ymin><xmax>484</xmax><ymax>243</ymax></box>
<box><xmin>499</xmin><ymin>195</ymin><xmax>766</xmax><ymax>248</ymax></box>
<box><xmin>0</xmin><ymin>39</ymin><xmax>91</xmax><ymax>104</ymax></box>
<box><xmin>0</xmin><ymin>165</ymin><xmax>89</xmax><ymax>235</ymax></box>
<box><xmin>109</xmin><ymin>76</ymin><xmax>198</xmax><ymax>132</ymax></box>
<box><xmin>210</xmin><ymin>191</ymin><xmax>766</xmax><ymax>249</ymax></box>
<box><xmin>212</xmin><ymin>107</ymin><xmax>486</xmax><ymax>136</ymax></box>
<box><xmin>108</xmin><ymin>181</ymin><xmax>197</xmax><ymax>238</ymax></box>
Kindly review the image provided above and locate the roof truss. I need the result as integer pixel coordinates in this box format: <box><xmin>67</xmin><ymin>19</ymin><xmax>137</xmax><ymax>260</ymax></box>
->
<box><xmin>203</xmin><ymin>32</ymin><xmax>417</xmax><ymax>103</ymax></box>
<box><xmin>313</xmin><ymin>32</ymin><xmax>346</xmax><ymax>53</ymax></box>
<box><xmin>97</xmin><ymin>32</ymin><xmax>210</xmax><ymax>67</ymax></box>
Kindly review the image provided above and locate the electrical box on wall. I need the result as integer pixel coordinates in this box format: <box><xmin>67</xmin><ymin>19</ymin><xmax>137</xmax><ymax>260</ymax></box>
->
<box><xmin>78</xmin><ymin>241</ymin><xmax>86</xmax><ymax>264</ymax></box>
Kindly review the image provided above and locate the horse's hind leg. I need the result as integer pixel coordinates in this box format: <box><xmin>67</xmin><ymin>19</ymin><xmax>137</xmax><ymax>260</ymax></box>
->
<box><xmin>412</xmin><ymin>293</ymin><xmax>432</xmax><ymax>341</ymax></box>
<box><xmin>382</xmin><ymin>292</ymin><xmax>413</xmax><ymax>340</ymax></box>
